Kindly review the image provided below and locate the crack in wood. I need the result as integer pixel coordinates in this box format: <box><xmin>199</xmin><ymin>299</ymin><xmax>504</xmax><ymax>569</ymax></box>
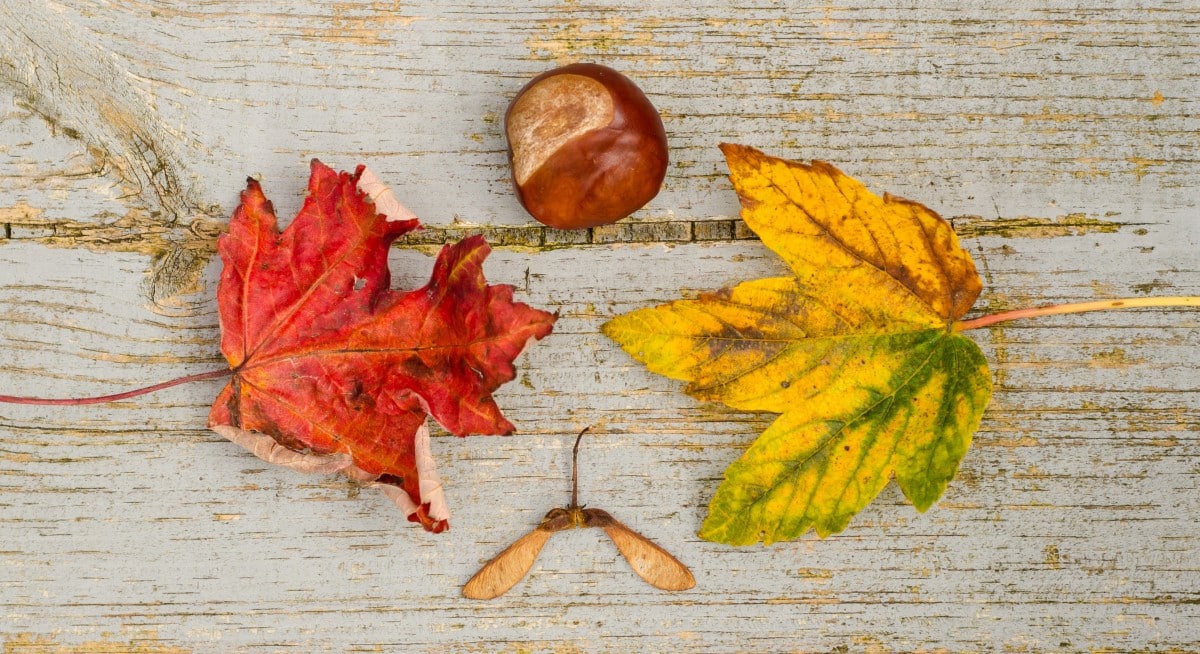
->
<box><xmin>0</xmin><ymin>213</ymin><xmax>1132</xmax><ymax>252</ymax></box>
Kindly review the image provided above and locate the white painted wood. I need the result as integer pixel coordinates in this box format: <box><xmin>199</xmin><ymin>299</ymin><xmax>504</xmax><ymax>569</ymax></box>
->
<box><xmin>1</xmin><ymin>1</ymin><xmax>1197</xmax><ymax>651</ymax></box>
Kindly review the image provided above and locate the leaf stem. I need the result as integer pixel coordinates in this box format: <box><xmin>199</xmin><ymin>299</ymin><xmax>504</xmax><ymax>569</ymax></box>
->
<box><xmin>571</xmin><ymin>426</ymin><xmax>590</xmax><ymax>509</ymax></box>
<box><xmin>955</xmin><ymin>296</ymin><xmax>1199</xmax><ymax>331</ymax></box>
<box><xmin>0</xmin><ymin>367</ymin><xmax>232</xmax><ymax>406</ymax></box>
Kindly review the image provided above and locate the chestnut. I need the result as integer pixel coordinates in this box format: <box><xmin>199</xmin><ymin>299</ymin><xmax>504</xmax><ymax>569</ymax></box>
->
<box><xmin>504</xmin><ymin>63</ymin><xmax>668</xmax><ymax>229</ymax></box>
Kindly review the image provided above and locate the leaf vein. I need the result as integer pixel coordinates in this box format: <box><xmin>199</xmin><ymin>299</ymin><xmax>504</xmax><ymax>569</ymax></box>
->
<box><xmin>748</xmin><ymin>332</ymin><xmax>947</xmax><ymax>538</ymax></box>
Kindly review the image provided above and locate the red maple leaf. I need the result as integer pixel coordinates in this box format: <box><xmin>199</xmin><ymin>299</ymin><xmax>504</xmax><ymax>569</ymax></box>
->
<box><xmin>207</xmin><ymin>161</ymin><xmax>555</xmax><ymax>533</ymax></box>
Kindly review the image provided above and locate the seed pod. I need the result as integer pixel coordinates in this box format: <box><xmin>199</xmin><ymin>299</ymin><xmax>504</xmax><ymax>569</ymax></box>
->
<box><xmin>462</xmin><ymin>428</ymin><xmax>695</xmax><ymax>599</ymax></box>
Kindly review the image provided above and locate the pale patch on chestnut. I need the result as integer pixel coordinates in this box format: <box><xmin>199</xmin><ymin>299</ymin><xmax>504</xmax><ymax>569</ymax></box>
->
<box><xmin>507</xmin><ymin>74</ymin><xmax>613</xmax><ymax>187</ymax></box>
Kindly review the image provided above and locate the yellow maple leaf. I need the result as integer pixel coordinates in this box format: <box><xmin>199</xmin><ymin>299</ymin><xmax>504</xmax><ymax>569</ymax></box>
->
<box><xmin>602</xmin><ymin>143</ymin><xmax>993</xmax><ymax>545</ymax></box>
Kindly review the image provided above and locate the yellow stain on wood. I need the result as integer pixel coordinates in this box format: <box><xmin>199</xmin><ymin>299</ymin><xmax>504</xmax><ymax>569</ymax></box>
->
<box><xmin>776</xmin><ymin>110</ymin><xmax>816</xmax><ymax>122</ymax></box>
<box><xmin>1024</xmin><ymin>105</ymin><xmax>1098</xmax><ymax>124</ymax></box>
<box><xmin>527</xmin><ymin>20</ymin><xmax>623</xmax><ymax>63</ymax></box>
<box><xmin>525</xmin><ymin>5</ymin><xmax>681</xmax><ymax>64</ymax></box>
<box><xmin>3</xmin><ymin>634</ymin><xmax>189</xmax><ymax>654</ymax></box>
<box><xmin>1088</xmin><ymin>279</ymin><xmax>1120</xmax><ymax>298</ymax></box>
<box><xmin>952</xmin><ymin>213</ymin><xmax>1123</xmax><ymax>239</ymax></box>
<box><xmin>978</xmin><ymin>33</ymin><xmax>1055</xmax><ymax>52</ymax></box>
<box><xmin>982</xmin><ymin>434</ymin><xmax>1041</xmax><ymax>448</ymax></box>
<box><xmin>1127</xmin><ymin>156</ymin><xmax>1165</xmax><ymax>181</ymax></box>
<box><xmin>0</xmin><ymin>201</ymin><xmax>44</xmax><ymax>224</ymax></box>
<box><xmin>795</xmin><ymin>567</ymin><xmax>834</xmax><ymax>581</ymax></box>
<box><xmin>1044</xmin><ymin>543</ymin><xmax>1062</xmax><ymax>568</ymax></box>
<box><xmin>1150</xmin><ymin>90</ymin><xmax>1165</xmax><ymax>105</ymax></box>
<box><xmin>1092</xmin><ymin>649</ymin><xmax>1191</xmax><ymax>654</ymax></box>
<box><xmin>0</xmin><ymin>202</ymin><xmax>171</xmax><ymax>256</ymax></box>
<box><xmin>1013</xmin><ymin>465</ymin><xmax>1050</xmax><ymax>480</ymax></box>
<box><xmin>764</xmin><ymin>595</ymin><xmax>842</xmax><ymax>605</ymax></box>
<box><xmin>850</xmin><ymin>634</ymin><xmax>906</xmax><ymax>654</ymax></box>
<box><xmin>1130</xmin><ymin>279</ymin><xmax>1170</xmax><ymax>299</ymax></box>
<box><xmin>299</xmin><ymin>2</ymin><xmax>420</xmax><ymax>46</ymax></box>
<box><xmin>1071</xmin><ymin>157</ymin><xmax>1112</xmax><ymax>180</ymax></box>
<box><xmin>452</xmin><ymin>643</ymin><xmax>584</xmax><ymax>654</ymax></box>
<box><xmin>1090</xmin><ymin>347</ymin><xmax>1145</xmax><ymax>369</ymax></box>
<box><xmin>818</xmin><ymin>30</ymin><xmax>901</xmax><ymax>51</ymax></box>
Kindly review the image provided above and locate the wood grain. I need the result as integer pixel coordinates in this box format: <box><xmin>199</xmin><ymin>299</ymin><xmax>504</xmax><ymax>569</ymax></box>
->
<box><xmin>1</xmin><ymin>1</ymin><xmax>1197</xmax><ymax>651</ymax></box>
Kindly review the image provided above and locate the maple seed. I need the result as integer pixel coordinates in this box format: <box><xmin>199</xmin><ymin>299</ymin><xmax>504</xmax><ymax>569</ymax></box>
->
<box><xmin>462</xmin><ymin>428</ymin><xmax>695</xmax><ymax>599</ymax></box>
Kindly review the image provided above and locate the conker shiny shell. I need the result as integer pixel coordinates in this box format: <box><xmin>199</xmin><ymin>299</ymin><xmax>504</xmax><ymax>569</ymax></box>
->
<box><xmin>504</xmin><ymin>63</ymin><xmax>668</xmax><ymax>229</ymax></box>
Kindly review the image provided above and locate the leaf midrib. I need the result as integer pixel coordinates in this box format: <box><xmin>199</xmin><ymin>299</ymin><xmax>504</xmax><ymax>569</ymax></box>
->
<box><xmin>238</xmin><ymin>331</ymin><xmax>525</xmax><ymax>373</ymax></box>
<box><xmin>242</xmin><ymin>189</ymin><xmax>376</xmax><ymax>364</ymax></box>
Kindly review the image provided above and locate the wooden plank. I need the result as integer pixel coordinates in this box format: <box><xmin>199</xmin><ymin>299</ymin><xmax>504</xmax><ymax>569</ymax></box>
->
<box><xmin>2</xmin><ymin>1</ymin><xmax>1196</xmax><ymax>228</ymax></box>
<box><xmin>1</xmin><ymin>229</ymin><xmax>1197</xmax><ymax>651</ymax></box>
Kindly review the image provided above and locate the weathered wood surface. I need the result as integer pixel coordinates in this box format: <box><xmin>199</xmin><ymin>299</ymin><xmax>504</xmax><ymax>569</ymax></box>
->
<box><xmin>1</xmin><ymin>1</ymin><xmax>1197</xmax><ymax>652</ymax></box>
